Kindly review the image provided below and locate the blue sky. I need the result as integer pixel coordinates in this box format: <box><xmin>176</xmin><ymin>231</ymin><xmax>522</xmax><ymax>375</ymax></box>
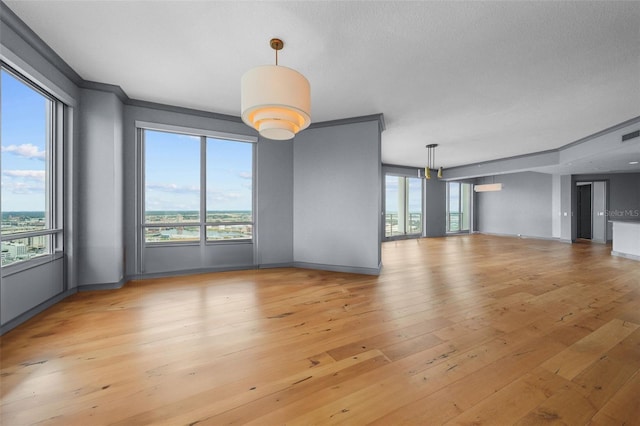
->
<box><xmin>1</xmin><ymin>69</ymin><xmax>48</xmax><ymax>212</ymax></box>
<box><xmin>385</xmin><ymin>175</ymin><xmax>422</xmax><ymax>214</ymax></box>
<box><xmin>144</xmin><ymin>130</ymin><xmax>252</xmax><ymax>212</ymax></box>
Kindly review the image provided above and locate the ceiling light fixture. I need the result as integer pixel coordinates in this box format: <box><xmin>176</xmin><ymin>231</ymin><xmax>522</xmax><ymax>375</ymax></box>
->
<box><xmin>425</xmin><ymin>144</ymin><xmax>443</xmax><ymax>179</ymax></box>
<box><xmin>474</xmin><ymin>183</ymin><xmax>503</xmax><ymax>192</ymax></box>
<box><xmin>629</xmin><ymin>161</ymin><xmax>639</xmax><ymax>165</ymax></box>
<box><xmin>241</xmin><ymin>38</ymin><xmax>311</xmax><ymax>141</ymax></box>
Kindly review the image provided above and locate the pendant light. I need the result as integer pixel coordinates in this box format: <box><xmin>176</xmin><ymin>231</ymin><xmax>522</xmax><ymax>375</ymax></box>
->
<box><xmin>425</xmin><ymin>144</ymin><xmax>443</xmax><ymax>179</ymax></box>
<box><xmin>474</xmin><ymin>183</ymin><xmax>503</xmax><ymax>192</ymax></box>
<box><xmin>241</xmin><ymin>38</ymin><xmax>311</xmax><ymax>140</ymax></box>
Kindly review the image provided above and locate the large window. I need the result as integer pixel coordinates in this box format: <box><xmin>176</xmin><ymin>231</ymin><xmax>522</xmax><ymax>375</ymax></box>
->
<box><xmin>447</xmin><ymin>182</ymin><xmax>471</xmax><ymax>233</ymax></box>
<box><xmin>141</xmin><ymin>127</ymin><xmax>254</xmax><ymax>244</ymax></box>
<box><xmin>385</xmin><ymin>175</ymin><xmax>422</xmax><ymax>238</ymax></box>
<box><xmin>1</xmin><ymin>66</ymin><xmax>63</xmax><ymax>267</ymax></box>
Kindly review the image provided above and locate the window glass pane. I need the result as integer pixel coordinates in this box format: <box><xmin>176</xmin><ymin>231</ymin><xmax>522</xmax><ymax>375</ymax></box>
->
<box><xmin>1</xmin><ymin>235</ymin><xmax>51</xmax><ymax>266</ymax></box>
<box><xmin>1</xmin><ymin>70</ymin><xmax>50</xmax><ymax>237</ymax></box>
<box><xmin>447</xmin><ymin>182</ymin><xmax>461</xmax><ymax>232</ymax></box>
<box><xmin>461</xmin><ymin>183</ymin><xmax>471</xmax><ymax>231</ymax></box>
<box><xmin>144</xmin><ymin>130</ymin><xmax>200</xmax><ymax>224</ymax></box>
<box><xmin>385</xmin><ymin>175</ymin><xmax>422</xmax><ymax>238</ymax></box>
<box><xmin>144</xmin><ymin>226</ymin><xmax>200</xmax><ymax>243</ymax></box>
<box><xmin>385</xmin><ymin>175</ymin><xmax>401</xmax><ymax>237</ymax></box>
<box><xmin>407</xmin><ymin>177</ymin><xmax>422</xmax><ymax>234</ymax></box>
<box><xmin>206</xmin><ymin>225</ymin><xmax>252</xmax><ymax>241</ymax></box>
<box><xmin>206</xmin><ymin>138</ymin><xmax>252</xmax><ymax>223</ymax></box>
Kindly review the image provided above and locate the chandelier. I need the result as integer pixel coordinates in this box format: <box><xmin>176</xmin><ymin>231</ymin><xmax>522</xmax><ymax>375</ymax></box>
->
<box><xmin>425</xmin><ymin>144</ymin><xmax>443</xmax><ymax>179</ymax></box>
<box><xmin>241</xmin><ymin>38</ymin><xmax>311</xmax><ymax>140</ymax></box>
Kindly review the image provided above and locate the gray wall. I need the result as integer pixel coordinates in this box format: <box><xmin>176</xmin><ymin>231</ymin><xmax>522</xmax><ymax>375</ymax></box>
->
<box><xmin>476</xmin><ymin>172</ymin><xmax>553</xmax><ymax>239</ymax></box>
<box><xmin>256</xmin><ymin>139</ymin><xmax>294</xmax><ymax>266</ymax></box>
<box><xmin>560</xmin><ymin>175</ymin><xmax>573</xmax><ymax>242</ymax></box>
<box><xmin>77</xmin><ymin>88</ymin><xmax>125</xmax><ymax>287</ymax></box>
<box><xmin>551</xmin><ymin>174</ymin><xmax>561</xmax><ymax>238</ymax></box>
<box><xmin>294</xmin><ymin>120</ymin><xmax>382</xmax><ymax>274</ymax></box>
<box><xmin>424</xmin><ymin>178</ymin><xmax>447</xmax><ymax>237</ymax></box>
<box><xmin>1</xmin><ymin>260</ymin><xmax>64</xmax><ymax>326</ymax></box>
<box><xmin>592</xmin><ymin>181</ymin><xmax>607</xmax><ymax>243</ymax></box>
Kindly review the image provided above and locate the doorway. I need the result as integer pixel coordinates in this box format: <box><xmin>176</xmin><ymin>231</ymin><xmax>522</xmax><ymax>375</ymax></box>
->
<box><xmin>577</xmin><ymin>183</ymin><xmax>592</xmax><ymax>239</ymax></box>
<box><xmin>576</xmin><ymin>181</ymin><xmax>607</xmax><ymax>243</ymax></box>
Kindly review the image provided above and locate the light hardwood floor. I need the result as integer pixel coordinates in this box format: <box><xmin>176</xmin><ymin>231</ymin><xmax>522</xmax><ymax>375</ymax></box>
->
<box><xmin>1</xmin><ymin>235</ymin><xmax>639</xmax><ymax>425</ymax></box>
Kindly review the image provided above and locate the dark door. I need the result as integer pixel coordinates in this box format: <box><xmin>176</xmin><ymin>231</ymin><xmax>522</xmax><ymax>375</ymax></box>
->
<box><xmin>577</xmin><ymin>184</ymin><xmax>592</xmax><ymax>239</ymax></box>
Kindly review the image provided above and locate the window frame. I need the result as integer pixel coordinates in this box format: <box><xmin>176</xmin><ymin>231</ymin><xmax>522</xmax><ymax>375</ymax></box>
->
<box><xmin>446</xmin><ymin>181</ymin><xmax>472</xmax><ymax>234</ymax></box>
<box><xmin>137</xmin><ymin>121</ymin><xmax>256</xmax><ymax>247</ymax></box>
<box><xmin>384</xmin><ymin>174</ymin><xmax>423</xmax><ymax>239</ymax></box>
<box><xmin>1</xmin><ymin>63</ymin><xmax>65</xmax><ymax>273</ymax></box>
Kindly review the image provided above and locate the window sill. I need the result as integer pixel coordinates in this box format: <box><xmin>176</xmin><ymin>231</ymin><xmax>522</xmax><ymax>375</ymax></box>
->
<box><xmin>1</xmin><ymin>252</ymin><xmax>64</xmax><ymax>278</ymax></box>
<box><xmin>144</xmin><ymin>239</ymin><xmax>254</xmax><ymax>248</ymax></box>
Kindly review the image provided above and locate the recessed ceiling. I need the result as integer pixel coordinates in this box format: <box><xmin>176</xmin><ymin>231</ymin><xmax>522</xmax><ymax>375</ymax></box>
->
<box><xmin>5</xmin><ymin>1</ymin><xmax>640</xmax><ymax>172</ymax></box>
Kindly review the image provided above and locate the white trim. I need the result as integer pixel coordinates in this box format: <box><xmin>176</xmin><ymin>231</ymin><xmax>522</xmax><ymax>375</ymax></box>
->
<box><xmin>611</xmin><ymin>251</ymin><xmax>640</xmax><ymax>261</ymax></box>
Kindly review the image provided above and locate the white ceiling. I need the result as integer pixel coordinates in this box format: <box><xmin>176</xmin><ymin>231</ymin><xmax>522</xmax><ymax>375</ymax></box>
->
<box><xmin>5</xmin><ymin>1</ymin><xmax>640</xmax><ymax>172</ymax></box>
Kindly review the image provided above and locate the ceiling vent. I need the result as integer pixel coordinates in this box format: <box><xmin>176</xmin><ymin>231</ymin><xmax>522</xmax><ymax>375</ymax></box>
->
<box><xmin>621</xmin><ymin>130</ymin><xmax>639</xmax><ymax>142</ymax></box>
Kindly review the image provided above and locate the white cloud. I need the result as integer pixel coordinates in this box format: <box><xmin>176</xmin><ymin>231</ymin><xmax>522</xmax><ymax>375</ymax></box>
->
<box><xmin>207</xmin><ymin>190</ymin><xmax>242</xmax><ymax>202</ymax></box>
<box><xmin>146</xmin><ymin>183</ymin><xmax>199</xmax><ymax>193</ymax></box>
<box><xmin>238</xmin><ymin>172</ymin><xmax>252</xmax><ymax>179</ymax></box>
<box><xmin>1</xmin><ymin>144</ymin><xmax>46</xmax><ymax>160</ymax></box>
<box><xmin>2</xmin><ymin>170</ymin><xmax>46</xmax><ymax>180</ymax></box>
<box><xmin>1</xmin><ymin>181</ymin><xmax>44</xmax><ymax>195</ymax></box>
<box><xmin>1</xmin><ymin>170</ymin><xmax>45</xmax><ymax>195</ymax></box>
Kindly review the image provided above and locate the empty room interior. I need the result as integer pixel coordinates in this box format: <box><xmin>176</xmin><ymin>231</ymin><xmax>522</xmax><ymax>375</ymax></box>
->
<box><xmin>1</xmin><ymin>1</ymin><xmax>640</xmax><ymax>424</ymax></box>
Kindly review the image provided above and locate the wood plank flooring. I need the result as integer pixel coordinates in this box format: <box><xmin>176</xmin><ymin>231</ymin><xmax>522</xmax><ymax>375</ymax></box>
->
<box><xmin>1</xmin><ymin>235</ymin><xmax>639</xmax><ymax>425</ymax></box>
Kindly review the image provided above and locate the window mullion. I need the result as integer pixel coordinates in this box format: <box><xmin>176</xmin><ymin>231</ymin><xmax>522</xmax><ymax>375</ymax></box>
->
<box><xmin>200</xmin><ymin>136</ymin><xmax>207</xmax><ymax>245</ymax></box>
<box><xmin>139</xmin><ymin>127</ymin><xmax>146</xmax><ymax>260</ymax></box>
<box><xmin>404</xmin><ymin>177</ymin><xmax>409</xmax><ymax>236</ymax></box>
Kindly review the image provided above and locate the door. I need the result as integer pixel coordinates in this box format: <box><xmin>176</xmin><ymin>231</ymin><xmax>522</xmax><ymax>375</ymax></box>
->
<box><xmin>447</xmin><ymin>182</ymin><xmax>471</xmax><ymax>233</ymax></box>
<box><xmin>385</xmin><ymin>175</ymin><xmax>423</xmax><ymax>238</ymax></box>
<box><xmin>577</xmin><ymin>184</ymin><xmax>592</xmax><ymax>239</ymax></box>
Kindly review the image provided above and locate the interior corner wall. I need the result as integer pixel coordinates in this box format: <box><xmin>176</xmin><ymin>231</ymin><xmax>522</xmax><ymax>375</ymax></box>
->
<box><xmin>293</xmin><ymin>121</ymin><xmax>381</xmax><ymax>274</ymax></box>
<box><xmin>256</xmin><ymin>138</ymin><xmax>294</xmax><ymax>267</ymax></box>
<box><xmin>476</xmin><ymin>171</ymin><xmax>553</xmax><ymax>239</ymax></box>
<box><xmin>122</xmin><ymin>104</ymin><xmax>295</xmax><ymax>276</ymax></box>
<box><xmin>77</xmin><ymin>88</ymin><xmax>124</xmax><ymax>287</ymax></box>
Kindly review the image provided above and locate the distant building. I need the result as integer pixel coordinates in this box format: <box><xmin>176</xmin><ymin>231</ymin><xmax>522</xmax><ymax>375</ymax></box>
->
<box><xmin>1</xmin><ymin>242</ymin><xmax>28</xmax><ymax>260</ymax></box>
